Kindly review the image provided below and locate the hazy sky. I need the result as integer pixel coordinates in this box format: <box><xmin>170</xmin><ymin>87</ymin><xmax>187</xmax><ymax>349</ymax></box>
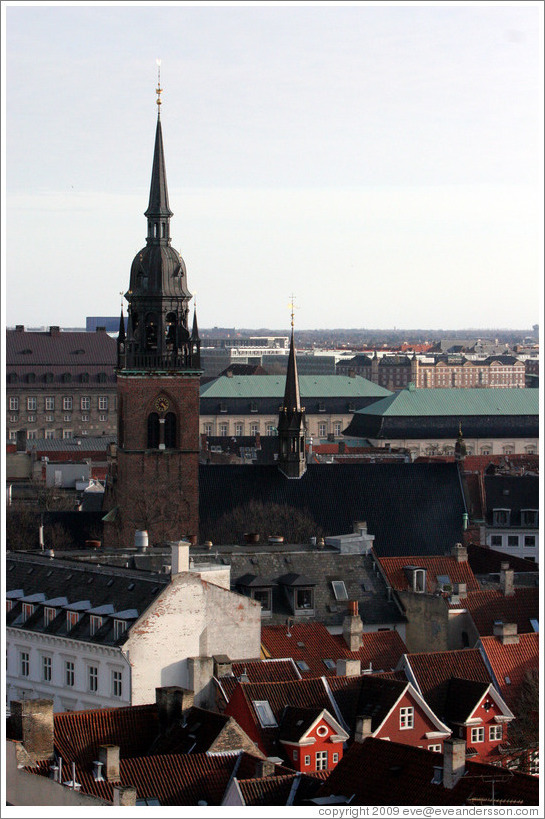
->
<box><xmin>4</xmin><ymin>2</ymin><xmax>543</xmax><ymax>331</ymax></box>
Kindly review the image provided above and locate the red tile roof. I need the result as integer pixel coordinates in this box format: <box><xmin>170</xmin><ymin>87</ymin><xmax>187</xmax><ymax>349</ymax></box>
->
<box><xmin>317</xmin><ymin>738</ymin><xmax>539</xmax><ymax>805</ymax></box>
<box><xmin>479</xmin><ymin>632</ymin><xmax>539</xmax><ymax>712</ymax></box>
<box><xmin>449</xmin><ymin>588</ymin><xmax>539</xmax><ymax>635</ymax></box>
<box><xmin>261</xmin><ymin>622</ymin><xmax>406</xmax><ymax>677</ymax></box>
<box><xmin>215</xmin><ymin>659</ymin><xmax>301</xmax><ymax>705</ymax></box>
<box><xmin>236</xmin><ymin>775</ymin><xmax>299</xmax><ymax>805</ymax></box>
<box><xmin>404</xmin><ymin>649</ymin><xmax>493</xmax><ymax>718</ymax></box>
<box><xmin>376</xmin><ymin>554</ymin><xmax>480</xmax><ymax>593</ymax></box>
<box><xmin>463</xmin><ymin>454</ymin><xmax>539</xmax><ymax>475</ymax></box>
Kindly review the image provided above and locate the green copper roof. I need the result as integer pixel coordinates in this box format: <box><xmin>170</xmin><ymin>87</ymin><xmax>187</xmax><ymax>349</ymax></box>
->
<box><xmin>353</xmin><ymin>387</ymin><xmax>539</xmax><ymax>417</ymax></box>
<box><xmin>201</xmin><ymin>375</ymin><xmax>392</xmax><ymax>399</ymax></box>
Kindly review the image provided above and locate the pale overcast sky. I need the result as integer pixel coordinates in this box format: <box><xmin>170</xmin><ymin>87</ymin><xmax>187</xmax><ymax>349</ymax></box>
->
<box><xmin>4</xmin><ymin>2</ymin><xmax>543</xmax><ymax>331</ymax></box>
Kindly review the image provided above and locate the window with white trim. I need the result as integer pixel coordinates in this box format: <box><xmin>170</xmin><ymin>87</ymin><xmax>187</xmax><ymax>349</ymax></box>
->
<box><xmin>62</xmin><ymin>397</ymin><xmax>73</xmax><ymax>411</ymax></box>
<box><xmin>45</xmin><ymin>397</ymin><xmax>55</xmax><ymax>411</ymax></box>
<box><xmin>113</xmin><ymin>619</ymin><xmax>127</xmax><ymax>640</ymax></box>
<box><xmin>45</xmin><ymin>430</ymin><xmax>55</xmax><ymax>439</ymax></box>
<box><xmin>493</xmin><ymin>509</ymin><xmax>510</xmax><ymax>527</ymax></box>
<box><xmin>42</xmin><ymin>656</ymin><xmax>52</xmax><ymax>682</ymax></box>
<box><xmin>304</xmin><ymin>755</ymin><xmax>311</xmax><ymax>767</ymax></box>
<box><xmin>22</xmin><ymin>602</ymin><xmax>35</xmax><ymax>622</ymax></box>
<box><xmin>428</xmin><ymin>744</ymin><xmax>441</xmax><ymax>752</ymax></box>
<box><xmin>27</xmin><ymin>397</ymin><xmax>37</xmax><ymax>411</ymax></box>
<box><xmin>471</xmin><ymin>727</ymin><xmax>485</xmax><ymax>744</ymax></box>
<box><xmin>332</xmin><ymin>752</ymin><xmax>339</xmax><ymax>764</ymax></box>
<box><xmin>234</xmin><ymin>423</ymin><xmax>243</xmax><ymax>436</ymax></box>
<box><xmin>112</xmin><ymin>669</ymin><xmax>123</xmax><ymax>698</ymax></box>
<box><xmin>295</xmin><ymin>587</ymin><xmax>314</xmax><ymax>611</ymax></box>
<box><xmin>20</xmin><ymin>651</ymin><xmax>30</xmax><ymax>677</ymax></box>
<box><xmin>219</xmin><ymin>423</ymin><xmax>228</xmax><ymax>437</ymax></box>
<box><xmin>66</xmin><ymin>610</ymin><xmax>79</xmax><ymax>630</ymax></box>
<box><xmin>9</xmin><ymin>397</ymin><xmax>19</xmax><ymax>411</ymax></box>
<box><xmin>88</xmin><ymin>665</ymin><xmax>98</xmax><ymax>692</ymax></box>
<box><xmin>63</xmin><ymin>429</ymin><xmax>72</xmax><ymax>439</ymax></box>
<box><xmin>399</xmin><ymin>707</ymin><xmax>414</xmax><ymax>730</ymax></box>
<box><xmin>44</xmin><ymin>607</ymin><xmax>57</xmax><ymax>626</ymax></box>
<box><xmin>521</xmin><ymin>509</ymin><xmax>538</xmax><ymax>527</ymax></box>
<box><xmin>89</xmin><ymin>615</ymin><xmax>103</xmax><ymax>636</ymax></box>
<box><xmin>80</xmin><ymin>397</ymin><xmax>90</xmax><ymax>411</ymax></box>
<box><xmin>250</xmin><ymin>423</ymin><xmax>259</xmax><ymax>436</ymax></box>
<box><xmin>316</xmin><ymin>750</ymin><xmax>328</xmax><ymax>770</ymax></box>
<box><xmin>489</xmin><ymin>725</ymin><xmax>502</xmax><ymax>741</ymax></box>
<box><xmin>65</xmin><ymin>660</ymin><xmax>75</xmax><ymax>687</ymax></box>
<box><xmin>98</xmin><ymin>396</ymin><xmax>108</xmax><ymax>411</ymax></box>
<box><xmin>524</xmin><ymin>535</ymin><xmax>536</xmax><ymax>548</ymax></box>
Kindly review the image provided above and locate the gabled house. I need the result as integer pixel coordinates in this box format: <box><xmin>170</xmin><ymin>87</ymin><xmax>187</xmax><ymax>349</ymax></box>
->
<box><xmin>277</xmin><ymin>706</ymin><xmax>349</xmax><ymax>772</ymax></box>
<box><xmin>327</xmin><ymin>674</ymin><xmax>451</xmax><ymax>753</ymax></box>
<box><xmin>478</xmin><ymin>631</ymin><xmax>539</xmax><ymax>715</ymax></box>
<box><xmin>213</xmin><ymin>657</ymin><xmax>302</xmax><ymax>711</ymax></box>
<box><xmin>481</xmin><ymin>475</ymin><xmax>539</xmax><ymax>563</ymax></box>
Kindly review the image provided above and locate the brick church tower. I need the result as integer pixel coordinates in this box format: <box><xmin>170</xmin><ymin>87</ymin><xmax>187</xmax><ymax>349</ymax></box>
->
<box><xmin>104</xmin><ymin>79</ymin><xmax>201</xmax><ymax>548</ymax></box>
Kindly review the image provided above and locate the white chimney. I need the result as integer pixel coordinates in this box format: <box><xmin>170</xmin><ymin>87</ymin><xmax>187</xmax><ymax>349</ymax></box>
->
<box><xmin>336</xmin><ymin>658</ymin><xmax>361</xmax><ymax>677</ymax></box>
<box><xmin>499</xmin><ymin>563</ymin><xmax>515</xmax><ymax>597</ymax></box>
<box><xmin>354</xmin><ymin>715</ymin><xmax>373</xmax><ymax>743</ymax></box>
<box><xmin>443</xmin><ymin>738</ymin><xmax>465</xmax><ymax>789</ymax></box>
<box><xmin>134</xmin><ymin>530</ymin><xmax>148</xmax><ymax>552</ymax></box>
<box><xmin>171</xmin><ymin>540</ymin><xmax>190</xmax><ymax>575</ymax></box>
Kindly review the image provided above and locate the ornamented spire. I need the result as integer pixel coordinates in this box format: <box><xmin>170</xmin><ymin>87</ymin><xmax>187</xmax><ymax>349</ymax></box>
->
<box><xmin>278</xmin><ymin>297</ymin><xmax>306</xmax><ymax>478</ymax></box>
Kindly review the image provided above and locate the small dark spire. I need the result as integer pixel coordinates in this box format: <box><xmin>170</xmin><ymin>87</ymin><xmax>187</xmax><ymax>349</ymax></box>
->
<box><xmin>145</xmin><ymin>115</ymin><xmax>173</xmax><ymax>219</ymax></box>
<box><xmin>191</xmin><ymin>304</ymin><xmax>199</xmax><ymax>340</ymax></box>
<box><xmin>118</xmin><ymin>307</ymin><xmax>126</xmax><ymax>344</ymax></box>
<box><xmin>278</xmin><ymin>303</ymin><xmax>306</xmax><ymax>479</ymax></box>
<box><xmin>282</xmin><ymin>327</ymin><xmax>301</xmax><ymax>414</ymax></box>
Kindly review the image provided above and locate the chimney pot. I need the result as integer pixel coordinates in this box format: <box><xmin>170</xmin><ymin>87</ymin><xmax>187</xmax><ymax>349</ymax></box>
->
<box><xmin>10</xmin><ymin>699</ymin><xmax>54</xmax><ymax>761</ymax></box>
<box><xmin>443</xmin><ymin>738</ymin><xmax>465</xmax><ymax>789</ymax></box>
<box><xmin>98</xmin><ymin>744</ymin><xmax>120</xmax><ymax>781</ymax></box>
<box><xmin>112</xmin><ymin>785</ymin><xmax>137</xmax><ymax>806</ymax></box>
<box><xmin>354</xmin><ymin>715</ymin><xmax>373</xmax><ymax>743</ymax></box>
<box><xmin>170</xmin><ymin>540</ymin><xmax>190</xmax><ymax>574</ymax></box>
<box><xmin>336</xmin><ymin>658</ymin><xmax>361</xmax><ymax>677</ymax></box>
<box><xmin>500</xmin><ymin>565</ymin><xmax>515</xmax><ymax>597</ymax></box>
<box><xmin>156</xmin><ymin>686</ymin><xmax>194</xmax><ymax>732</ymax></box>
<box><xmin>493</xmin><ymin>621</ymin><xmax>519</xmax><ymax>645</ymax></box>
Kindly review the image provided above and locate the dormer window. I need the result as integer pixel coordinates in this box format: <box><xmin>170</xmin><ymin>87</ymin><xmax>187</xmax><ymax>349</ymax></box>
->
<box><xmin>493</xmin><ymin>509</ymin><xmax>511</xmax><ymax>527</ymax></box>
<box><xmin>521</xmin><ymin>509</ymin><xmax>538</xmax><ymax>527</ymax></box>
<box><xmin>253</xmin><ymin>700</ymin><xmax>278</xmax><ymax>728</ymax></box>
<box><xmin>66</xmin><ymin>611</ymin><xmax>79</xmax><ymax>630</ymax></box>
<box><xmin>252</xmin><ymin>588</ymin><xmax>272</xmax><ymax>616</ymax></box>
<box><xmin>22</xmin><ymin>603</ymin><xmax>35</xmax><ymax>622</ymax></box>
<box><xmin>90</xmin><ymin>615</ymin><xmax>103</xmax><ymax>636</ymax></box>
<box><xmin>250</xmin><ymin>401</ymin><xmax>258</xmax><ymax>413</ymax></box>
<box><xmin>114</xmin><ymin>619</ymin><xmax>127</xmax><ymax>640</ymax></box>
<box><xmin>404</xmin><ymin>565</ymin><xmax>426</xmax><ymax>593</ymax></box>
<box><xmin>318</xmin><ymin>402</ymin><xmax>326</xmax><ymax>413</ymax></box>
<box><xmin>220</xmin><ymin>402</ymin><xmax>228</xmax><ymax>413</ymax></box>
<box><xmin>295</xmin><ymin>587</ymin><xmax>314</xmax><ymax>612</ymax></box>
<box><xmin>6</xmin><ymin>600</ymin><xmax>13</xmax><ymax>613</ymax></box>
<box><xmin>44</xmin><ymin>607</ymin><xmax>57</xmax><ymax>626</ymax></box>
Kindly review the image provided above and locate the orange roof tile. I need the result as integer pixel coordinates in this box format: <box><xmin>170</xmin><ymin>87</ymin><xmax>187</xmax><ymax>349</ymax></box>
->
<box><xmin>479</xmin><ymin>632</ymin><xmax>539</xmax><ymax>712</ymax></box>
<box><xmin>331</xmin><ymin>630</ymin><xmax>407</xmax><ymax>673</ymax></box>
<box><xmin>376</xmin><ymin>554</ymin><xmax>480</xmax><ymax>593</ymax></box>
<box><xmin>449</xmin><ymin>588</ymin><xmax>539</xmax><ymax>636</ymax></box>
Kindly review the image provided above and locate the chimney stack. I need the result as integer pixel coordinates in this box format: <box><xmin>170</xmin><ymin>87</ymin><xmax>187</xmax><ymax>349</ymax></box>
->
<box><xmin>354</xmin><ymin>715</ymin><xmax>373</xmax><ymax>743</ymax></box>
<box><xmin>112</xmin><ymin>785</ymin><xmax>137</xmax><ymax>806</ymax></box>
<box><xmin>336</xmin><ymin>658</ymin><xmax>361</xmax><ymax>677</ymax></box>
<box><xmin>443</xmin><ymin>738</ymin><xmax>466</xmax><ymax>789</ymax></box>
<box><xmin>254</xmin><ymin>758</ymin><xmax>277</xmax><ymax>778</ymax></box>
<box><xmin>98</xmin><ymin>745</ymin><xmax>120</xmax><ymax>781</ymax></box>
<box><xmin>156</xmin><ymin>686</ymin><xmax>194</xmax><ymax>733</ymax></box>
<box><xmin>499</xmin><ymin>563</ymin><xmax>515</xmax><ymax>597</ymax></box>
<box><xmin>342</xmin><ymin>600</ymin><xmax>363</xmax><ymax>651</ymax></box>
<box><xmin>451</xmin><ymin>543</ymin><xmax>468</xmax><ymax>563</ymax></box>
<box><xmin>493</xmin><ymin>621</ymin><xmax>519</xmax><ymax>645</ymax></box>
<box><xmin>10</xmin><ymin>699</ymin><xmax>54</xmax><ymax>761</ymax></box>
<box><xmin>170</xmin><ymin>540</ymin><xmax>190</xmax><ymax>575</ymax></box>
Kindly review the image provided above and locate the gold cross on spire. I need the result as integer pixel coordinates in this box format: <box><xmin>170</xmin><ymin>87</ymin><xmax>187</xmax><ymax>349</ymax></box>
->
<box><xmin>156</xmin><ymin>58</ymin><xmax>162</xmax><ymax>110</ymax></box>
<box><xmin>288</xmin><ymin>295</ymin><xmax>298</xmax><ymax>330</ymax></box>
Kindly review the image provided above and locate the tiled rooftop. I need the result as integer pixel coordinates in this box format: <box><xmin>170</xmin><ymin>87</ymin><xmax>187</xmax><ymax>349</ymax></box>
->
<box><xmin>479</xmin><ymin>632</ymin><xmax>539</xmax><ymax>712</ymax></box>
<box><xmin>376</xmin><ymin>553</ymin><xmax>480</xmax><ymax>594</ymax></box>
<box><xmin>448</xmin><ymin>588</ymin><xmax>539</xmax><ymax>636</ymax></box>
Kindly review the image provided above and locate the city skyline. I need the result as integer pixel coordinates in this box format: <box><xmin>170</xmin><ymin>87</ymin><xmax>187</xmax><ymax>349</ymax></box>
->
<box><xmin>4</xmin><ymin>3</ymin><xmax>543</xmax><ymax>331</ymax></box>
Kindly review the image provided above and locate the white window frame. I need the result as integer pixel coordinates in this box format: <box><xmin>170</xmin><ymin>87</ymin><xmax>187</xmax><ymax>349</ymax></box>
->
<box><xmin>66</xmin><ymin>610</ymin><xmax>79</xmax><ymax>631</ymax></box>
<box><xmin>63</xmin><ymin>396</ymin><xmax>73</xmax><ymax>411</ymax></box>
<box><xmin>489</xmin><ymin>725</ymin><xmax>502</xmax><ymax>742</ymax></box>
<box><xmin>304</xmin><ymin>755</ymin><xmax>311</xmax><ymax>767</ymax></box>
<box><xmin>399</xmin><ymin>706</ymin><xmax>414</xmax><ymax>730</ymax></box>
<box><xmin>90</xmin><ymin>615</ymin><xmax>103</xmax><ymax>636</ymax></box>
<box><xmin>42</xmin><ymin>655</ymin><xmax>52</xmax><ymax>682</ymax></box>
<box><xmin>45</xmin><ymin>430</ymin><xmax>55</xmax><ymax>439</ymax></box>
<box><xmin>22</xmin><ymin>602</ymin><xmax>35</xmax><ymax>622</ymax></box>
<box><xmin>98</xmin><ymin>396</ymin><xmax>109</xmax><ymax>411</ymax></box>
<box><xmin>9</xmin><ymin>397</ymin><xmax>19</xmax><ymax>411</ymax></box>
<box><xmin>63</xmin><ymin>429</ymin><xmax>72</xmax><ymax>439</ymax></box>
<box><xmin>65</xmin><ymin>660</ymin><xmax>75</xmax><ymax>687</ymax></box>
<box><xmin>332</xmin><ymin>752</ymin><xmax>339</xmax><ymax>764</ymax></box>
<box><xmin>113</xmin><ymin>619</ymin><xmax>126</xmax><ymax>640</ymax></box>
<box><xmin>428</xmin><ymin>744</ymin><xmax>441</xmax><ymax>752</ymax></box>
<box><xmin>80</xmin><ymin>396</ymin><xmax>91</xmax><ymax>411</ymax></box>
<box><xmin>20</xmin><ymin>651</ymin><xmax>30</xmax><ymax>677</ymax></box>
<box><xmin>471</xmin><ymin>727</ymin><xmax>485</xmax><ymax>744</ymax></box>
<box><xmin>44</xmin><ymin>607</ymin><xmax>57</xmax><ymax>626</ymax></box>
<box><xmin>88</xmin><ymin>665</ymin><xmax>98</xmax><ymax>693</ymax></box>
<box><xmin>316</xmin><ymin>750</ymin><xmax>328</xmax><ymax>771</ymax></box>
<box><xmin>111</xmin><ymin>669</ymin><xmax>123</xmax><ymax>698</ymax></box>
<box><xmin>27</xmin><ymin>397</ymin><xmax>37</xmax><ymax>411</ymax></box>
<box><xmin>45</xmin><ymin>397</ymin><xmax>55</xmax><ymax>411</ymax></box>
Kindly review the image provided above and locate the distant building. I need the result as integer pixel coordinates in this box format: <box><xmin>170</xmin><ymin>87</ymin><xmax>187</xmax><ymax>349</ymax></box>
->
<box><xmin>6</xmin><ymin>326</ymin><xmax>117</xmax><ymax>442</ymax></box>
<box><xmin>85</xmin><ymin>316</ymin><xmax>125</xmax><ymax>333</ymax></box>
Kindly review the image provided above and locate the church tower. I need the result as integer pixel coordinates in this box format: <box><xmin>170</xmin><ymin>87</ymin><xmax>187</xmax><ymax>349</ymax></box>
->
<box><xmin>106</xmin><ymin>75</ymin><xmax>201</xmax><ymax>547</ymax></box>
<box><xmin>277</xmin><ymin>306</ymin><xmax>307</xmax><ymax>478</ymax></box>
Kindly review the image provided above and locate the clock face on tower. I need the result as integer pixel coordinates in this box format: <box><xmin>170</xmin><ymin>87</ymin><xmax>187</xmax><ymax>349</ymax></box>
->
<box><xmin>155</xmin><ymin>396</ymin><xmax>170</xmax><ymax>413</ymax></box>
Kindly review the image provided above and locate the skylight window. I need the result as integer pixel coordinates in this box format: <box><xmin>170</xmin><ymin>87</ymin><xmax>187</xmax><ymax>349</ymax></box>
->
<box><xmin>296</xmin><ymin>660</ymin><xmax>310</xmax><ymax>672</ymax></box>
<box><xmin>253</xmin><ymin>700</ymin><xmax>278</xmax><ymax>728</ymax></box>
<box><xmin>331</xmin><ymin>580</ymin><xmax>348</xmax><ymax>601</ymax></box>
<box><xmin>530</xmin><ymin>619</ymin><xmax>539</xmax><ymax>633</ymax></box>
<box><xmin>323</xmin><ymin>659</ymin><xmax>336</xmax><ymax>670</ymax></box>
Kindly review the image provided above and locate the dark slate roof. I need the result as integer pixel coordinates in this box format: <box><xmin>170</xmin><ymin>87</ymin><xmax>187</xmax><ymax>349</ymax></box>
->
<box><xmin>466</xmin><ymin>543</ymin><xmax>539</xmax><ymax>576</ymax></box>
<box><xmin>443</xmin><ymin>677</ymin><xmax>491</xmax><ymax>725</ymax></box>
<box><xmin>6</xmin><ymin>328</ymin><xmax>117</xmax><ymax>366</ymax></box>
<box><xmin>327</xmin><ymin>674</ymin><xmax>408</xmax><ymax>734</ymax></box>
<box><xmin>483</xmin><ymin>475</ymin><xmax>539</xmax><ymax>526</ymax></box>
<box><xmin>199</xmin><ymin>462</ymin><xmax>467</xmax><ymax>557</ymax></box>
<box><xmin>278</xmin><ymin>706</ymin><xmax>324</xmax><ymax>742</ymax></box>
<box><xmin>24</xmin><ymin>436</ymin><xmax>115</xmax><ymax>453</ymax></box>
<box><xmin>193</xmin><ymin>548</ymin><xmax>403</xmax><ymax>628</ymax></box>
<box><xmin>6</xmin><ymin>552</ymin><xmax>168</xmax><ymax>646</ymax></box>
<box><xmin>236</xmin><ymin>772</ymin><xmax>322</xmax><ymax>806</ymax></box>
<box><xmin>150</xmin><ymin>706</ymin><xmax>233</xmax><ymax>755</ymax></box>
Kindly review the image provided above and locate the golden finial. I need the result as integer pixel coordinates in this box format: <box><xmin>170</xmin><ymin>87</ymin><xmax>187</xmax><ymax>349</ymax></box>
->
<box><xmin>156</xmin><ymin>58</ymin><xmax>162</xmax><ymax>110</ymax></box>
<box><xmin>288</xmin><ymin>295</ymin><xmax>297</xmax><ymax>330</ymax></box>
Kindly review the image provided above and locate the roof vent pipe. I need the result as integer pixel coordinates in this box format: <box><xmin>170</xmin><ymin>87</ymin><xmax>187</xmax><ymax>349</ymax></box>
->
<box><xmin>135</xmin><ymin>530</ymin><xmax>148</xmax><ymax>552</ymax></box>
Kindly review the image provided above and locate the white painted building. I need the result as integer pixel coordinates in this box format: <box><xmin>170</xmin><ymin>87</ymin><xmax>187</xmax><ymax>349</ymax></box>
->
<box><xmin>6</xmin><ymin>544</ymin><xmax>261</xmax><ymax>712</ymax></box>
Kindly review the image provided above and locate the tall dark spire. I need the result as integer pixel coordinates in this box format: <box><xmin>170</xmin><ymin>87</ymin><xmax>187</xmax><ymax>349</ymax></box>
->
<box><xmin>278</xmin><ymin>303</ymin><xmax>306</xmax><ymax>478</ymax></box>
<box><xmin>145</xmin><ymin>115</ymin><xmax>173</xmax><ymax>223</ymax></box>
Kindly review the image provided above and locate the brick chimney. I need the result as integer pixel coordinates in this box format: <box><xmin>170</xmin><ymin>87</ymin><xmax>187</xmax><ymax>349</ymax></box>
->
<box><xmin>49</xmin><ymin>326</ymin><xmax>60</xmax><ymax>336</ymax></box>
<box><xmin>451</xmin><ymin>543</ymin><xmax>468</xmax><ymax>563</ymax></box>
<box><xmin>98</xmin><ymin>745</ymin><xmax>120</xmax><ymax>780</ymax></box>
<box><xmin>354</xmin><ymin>715</ymin><xmax>373</xmax><ymax>743</ymax></box>
<box><xmin>213</xmin><ymin>655</ymin><xmax>233</xmax><ymax>678</ymax></box>
<box><xmin>493</xmin><ymin>621</ymin><xmax>519</xmax><ymax>645</ymax></box>
<box><xmin>10</xmin><ymin>699</ymin><xmax>54</xmax><ymax>761</ymax></box>
<box><xmin>15</xmin><ymin>324</ymin><xmax>25</xmax><ymax>332</ymax></box>
<box><xmin>254</xmin><ymin>758</ymin><xmax>277</xmax><ymax>778</ymax></box>
<box><xmin>443</xmin><ymin>738</ymin><xmax>465</xmax><ymax>789</ymax></box>
<box><xmin>112</xmin><ymin>785</ymin><xmax>136</xmax><ymax>806</ymax></box>
<box><xmin>170</xmin><ymin>540</ymin><xmax>190</xmax><ymax>575</ymax></box>
<box><xmin>499</xmin><ymin>562</ymin><xmax>515</xmax><ymax>597</ymax></box>
<box><xmin>156</xmin><ymin>686</ymin><xmax>194</xmax><ymax>733</ymax></box>
<box><xmin>342</xmin><ymin>600</ymin><xmax>363</xmax><ymax>651</ymax></box>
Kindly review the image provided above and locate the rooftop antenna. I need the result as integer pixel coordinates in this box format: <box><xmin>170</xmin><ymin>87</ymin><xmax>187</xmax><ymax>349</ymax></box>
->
<box><xmin>288</xmin><ymin>295</ymin><xmax>298</xmax><ymax>331</ymax></box>
<box><xmin>156</xmin><ymin>58</ymin><xmax>162</xmax><ymax>114</ymax></box>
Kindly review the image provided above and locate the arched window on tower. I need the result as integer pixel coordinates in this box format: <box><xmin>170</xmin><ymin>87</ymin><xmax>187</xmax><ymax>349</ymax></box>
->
<box><xmin>145</xmin><ymin>313</ymin><xmax>158</xmax><ymax>351</ymax></box>
<box><xmin>147</xmin><ymin>413</ymin><xmax>160</xmax><ymax>448</ymax></box>
<box><xmin>165</xmin><ymin>312</ymin><xmax>177</xmax><ymax>348</ymax></box>
<box><xmin>165</xmin><ymin>412</ymin><xmax>177</xmax><ymax>448</ymax></box>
